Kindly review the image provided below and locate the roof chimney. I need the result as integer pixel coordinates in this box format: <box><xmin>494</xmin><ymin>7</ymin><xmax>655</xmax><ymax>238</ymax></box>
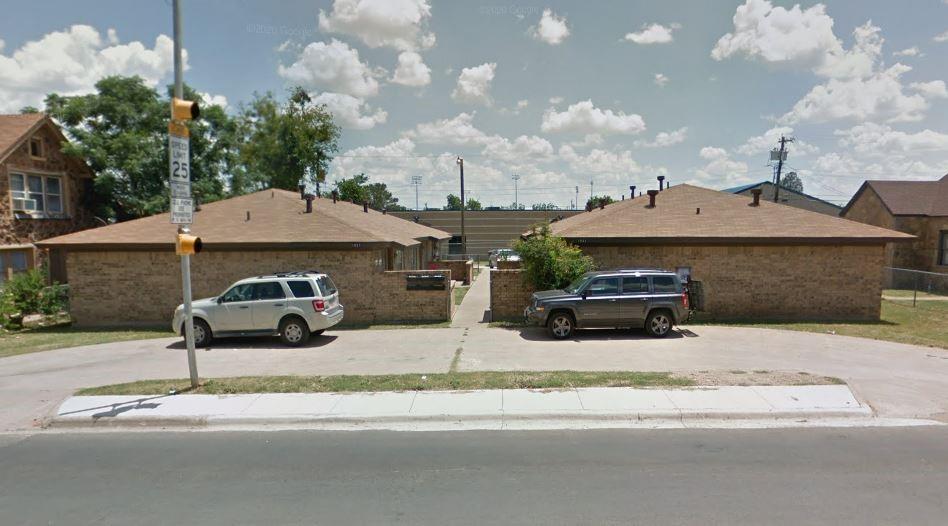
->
<box><xmin>298</xmin><ymin>184</ymin><xmax>305</xmax><ymax>200</ymax></box>
<box><xmin>331</xmin><ymin>190</ymin><xmax>338</xmax><ymax>203</ymax></box>
<box><xmin>382</xmin><ymin>208</ymin><xmax>387</xmax><ymax>215</ymax></box>
<box><xmin>246</xmin><ymin>210</ymin><xmax>251</xmax><ymax>221</ymax></box>
<box><xmin>647</xmin><ymin>189</ymin><xmax>659</xmax><ymax>208</ymax></box>
<box><xmin>657</xmin><ymin>175</ymin><xmax>665</xmax><ymax>191</ymax></box>
<box><xmin>304</xmin><ymin>194</ymin><xmax>315</xmax><ymax>213</ymax></box>
<box><xmin>363</xmin><ymin>201</ymin><xmax>368</xmax><ymax>213</ymax></box>
<box><xmin>413</xmin><ymin>215</ymin><xmax>420</xmax><ymax>223</ymax></box>
<box><xmin>629</xmin><ymin>185</ymin><xmax>636</xmax><ymax>199</ymax></box>
<box><xmin>750</xmin><ymin>188</ymin><xmax>762</xmax><ymax>207</ymax></box>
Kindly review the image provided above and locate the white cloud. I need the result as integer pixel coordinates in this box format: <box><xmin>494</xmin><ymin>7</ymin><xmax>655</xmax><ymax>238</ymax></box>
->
<box><xmin>391</xmin><ymin>51</ymin><xmax>431</xmax><ymax>87</ymax></box>
<box><xmin>635</xmin><ymin>127</ymin><xmax>688</xmax><ymax>148</ymax></box>
<box><xmin>567</xmin><ymin>134</ymin><xmax>605</xmax><ymax>148</ymax></box>
<box><xmin>624</xmin><ymin>23</ymin><xmax>679</xmax><ymax>44</ymax></box>
<box><xmin>548</xmin><ymin>96</ymin><xmax>564</xmax><ymax>105</ymax></box>
<box><xmin>692</xmin><ymin>146</ymin><xmax>750</xmax><ymax>186</ymax></box>
<box><xmin>405</xmin><ymin>112</ymin><xmax>489</xmax><ymax>146</ymax></box>
<box><xmin>559</xmin><ymin>145</ymin><xmax>642</xmax><ymax>175</ymax></box>
<box><xmin>0</xmin><ymin>25</ymin><xmax>178</xmax><ymax>112</ymax></box>
<box><xmin>835</xmin><ymin>123</ymin><xmax>948</xmax><ymax>155</ymax></box>
<box><xmin>199</xmin><ymin>92</ymin><xmax>228</xmax><ymax>109</ymax></box>
<box><xmin>311</xmin><ymin>92</ymin><xmax>387</xmax><ymax>130</ymax></box>
<box><xmin>893</xmin><ymin>46</ymin><xmax>922</xmax><ymax>57</ymax></box>
<box><xmin>541</xmin><ymin>100</ymin><xmax>646</xmax><ymax>135</ymax></box>
<box><xmin>653</xmin><ymin>73</ymin><xmax>669</xmax><ymax>87</ymax></box>
<box><xmin>482</xmin><ymin>134</ymin><xmax>554</xmax><ymax>162</ymax></box>
<box><xmin>712</xmin><ymin>1</ymin><xmax>882</xmax><ymax>80</ymax></box>
<box><xmin>499</xmin><ymin>99</ymin><xmax>530</xmax><ymax>116</ymax></box>
<box><xmin>909</xmin><ymin>80</ymin><xmax>948</xmax><ymax>99</ymax></box>
<box><xmin>934</xmin><ymin>30</ymin><xmax>948</xmax><ymax>43</ymax></box>
<box><xmin>318</xmin><ymin>0</ymin><xmax>435</xmax><ymax>51</ymax></box>
<box><xmin>451</xmin><ymin>62</ymin><xmax>496</xmax><ymax>106</ymax></box>
<box><xmin>735</xmin><ymin>126</ymin><xmax>819</xmax><ymax>156</ymax></box>
<box><xmin>779</xmin><ymin>63</ymin><xmax>934</xmax><ymax>124</ymax></box>
<box><xmin>277</xmin><ymin>39</ymin><xmax>379</xmax><ymax>98</ymax></box>
<box><xmin>530</xmin><ymin>9</ymin><xmax>570</xmax><ymax>45</ymax></box>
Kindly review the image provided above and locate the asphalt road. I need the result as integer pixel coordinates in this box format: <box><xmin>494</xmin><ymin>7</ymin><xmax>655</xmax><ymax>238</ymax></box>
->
<box><xmin>2</xmin><ymin>427</ymin><xmax>947</xmax><ymax>525</ymax></box>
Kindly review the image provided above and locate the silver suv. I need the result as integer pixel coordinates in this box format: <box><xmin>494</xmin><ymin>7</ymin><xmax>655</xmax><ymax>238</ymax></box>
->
<box><xmin>172</xmin><ymin>271</ymin><xmax>344</xmax><ymax>347</ymax></box>
<box><xmin>524</xmin><ymin>269</ymin><xmax>689</xmax><ymax>339</ymax></box>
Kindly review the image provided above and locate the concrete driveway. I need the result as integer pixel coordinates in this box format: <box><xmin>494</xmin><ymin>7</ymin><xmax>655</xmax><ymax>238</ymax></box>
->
<box><xmin>2</xmin><ymin>321</ymin><xmax>948</xmax><ymax>431</ymax></box>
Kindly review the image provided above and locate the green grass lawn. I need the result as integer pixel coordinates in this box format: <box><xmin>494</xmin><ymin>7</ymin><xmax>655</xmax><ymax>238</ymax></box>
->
<box><xmin>882</xmin><ymin>289</ymin><xmax>948</xmax><ymax>300</ymax></box>
<box><xmin>706</xmin><ymin>299</ymin><xmax>948</xmax><ymax>349</ymax></box>
<box><xmin>79</xmin><ymin>370</ymin><xmax>696</xmax><ymax>395</ymax></box>
<box><xmin>453</xmin><ymin>285</ymin><xmax>471</xmax><ymax>305</ymax></box>
<box><xmin>0</xmin><ymin>325</ymin><xmax>174</xmax><ymax>359</ymax></box>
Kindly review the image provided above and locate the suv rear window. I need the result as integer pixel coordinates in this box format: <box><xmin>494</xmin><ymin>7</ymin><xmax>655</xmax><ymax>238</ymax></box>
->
<box><xmin>316</xmin><ymin>276</ymin><xmax>337</xmax><ymax>296</ymax></box>
<box><xmin>287</xmin><ymin>280</ymin><xmax>315</xmax><ymax>298</ymax></box>
<box><xmin>651</xmin><ymin>276</ymin><xmax>679</xmax><ymax>293</ymax></box>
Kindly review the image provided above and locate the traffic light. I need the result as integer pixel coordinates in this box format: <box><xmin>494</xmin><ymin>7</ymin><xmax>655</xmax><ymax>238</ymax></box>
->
<box><xmin>176</xmin><ymin>232</ymin><xmax>202</xmax><ymax>255</ymax></box>
<box><xmin>171</xmin><ymin>97</ymin><xmax>200</xmax><ymax>121</ymax></box>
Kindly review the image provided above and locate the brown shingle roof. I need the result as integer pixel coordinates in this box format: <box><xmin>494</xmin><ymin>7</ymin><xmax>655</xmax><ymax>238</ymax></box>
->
<box><xmin>0</xmin><ymin>113</ymin><xmax>46</xmax><ymax>163</ymax></box>
<box><xmin>547</xmin><ymin>184</ymin><xmax>912</xmax><ymax>244</ymax></box>
<box><xmin>846</xmin><ymin>175</ymin><xmax>948</xmax><ymax>217</ymax></box>
<box><xmin>37</xmin><ymin>189</ymin><xmax>450</xmax><ymax>250</ymax></box>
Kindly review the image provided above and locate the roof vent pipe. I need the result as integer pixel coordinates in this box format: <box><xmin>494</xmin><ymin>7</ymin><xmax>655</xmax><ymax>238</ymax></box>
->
<box><xmin>413</xmin><ymin>215</ymin><xmax>420</xmax><ymax>223</ymax></box>
<box><xmin>750</xmin><ymin>188</ymin><xmax>762</xmax><ymax>207</ymax></box>
<box><xmin>382</xmin><ymin>208</ymin><xmax>387</xmax><ymax>215</ymax></box>
<box><xmin>298</xmin><ymin>184</ymin><xmax>305</xmax><ymax>199</ymax></box>
<box><xmin>647</xmin><ymin>189</ymin><xmax>659</xmax><ymax>208</ymax></box>
<box><xmin>246</xmin><ymin>211</ymin><xmax>251</xmax><ymax>221</ymax></box>
<box><xmin>304</xmin><ymin>194</ymin><xmax>315</xmax><ymax>213</ymax></box>
<box><xmin>629</xmin><ymin>185</ymin><xmax>636</xmax><ymax>199</ymax></box>
<box><xmin>363</xmin><ymin>202</ymin><xmax>368</xmax><ymax>213</ymax></box>
<box><xmin>331</xmin><ymin>190</ymin><xmax>338</xmax><ymax>203</ymax></box>
<box><xmin>657</xmin><ymin>175</ymin><xmax>665</xmax><ymax>191</ymax></box>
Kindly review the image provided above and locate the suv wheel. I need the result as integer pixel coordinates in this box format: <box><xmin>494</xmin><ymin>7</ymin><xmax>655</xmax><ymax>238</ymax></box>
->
<box><xmin>183</xmin><ymin>319</ymin><xmax>212</xmax><ymax>348</ymax></box>
<box><xmin>279</xmin><ymin>316</ymin><xmax>310</xmax><ymax>347</ymax></box>
<box><xmin>645</xmin><ymin>310</ymin><xmax>672</xmax><ymax>338</ymax></box>
<box><xmin>547</xmin><ymin>312</ymin><xmax>575</xmax><ymax>340</ymax></box>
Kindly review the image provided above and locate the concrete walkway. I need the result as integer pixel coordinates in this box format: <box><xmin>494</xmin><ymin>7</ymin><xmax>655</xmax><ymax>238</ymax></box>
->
<box><xmin>450</xmin><ymin>265</ymin><xmax>491</xmax><ymax>329</ymax></box>
<box><xmin>52</xmin><ymin>385</ymin><xmax>871</xmax><ymax>430</ymax></box>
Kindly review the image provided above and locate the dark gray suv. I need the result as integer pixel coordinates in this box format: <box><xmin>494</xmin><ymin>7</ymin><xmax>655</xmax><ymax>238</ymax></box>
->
<box><xmin>524</xmin><ymin>269</ymin><xmax>689</xmax><ymax>339</ymax></box>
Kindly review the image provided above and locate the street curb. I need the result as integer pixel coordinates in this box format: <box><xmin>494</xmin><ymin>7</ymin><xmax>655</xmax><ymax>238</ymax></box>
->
<box><xmin>50</xmin><ymin>407</ymin><xmax>874</xmax><ymax>430</ymax></box>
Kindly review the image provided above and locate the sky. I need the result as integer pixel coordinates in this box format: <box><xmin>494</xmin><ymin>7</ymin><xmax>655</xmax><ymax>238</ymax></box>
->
<box><xmin>1</xmin><ymin>0</ymin><xmax>947</xmax><ymax>209</ymax></box>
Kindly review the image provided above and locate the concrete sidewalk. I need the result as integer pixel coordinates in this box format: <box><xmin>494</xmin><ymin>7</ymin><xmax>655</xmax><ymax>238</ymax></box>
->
<box><xmin>52</xmin><ymin>385</ymin><xmax>876</xmax><ymax>430</ymax></box>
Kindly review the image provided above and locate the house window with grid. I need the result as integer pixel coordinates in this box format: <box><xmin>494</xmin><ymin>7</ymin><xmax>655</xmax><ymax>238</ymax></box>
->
<box><xmin>10</xmin><ymin>173</ymin><xmax>64</xmax><ymax>217</ymax></box>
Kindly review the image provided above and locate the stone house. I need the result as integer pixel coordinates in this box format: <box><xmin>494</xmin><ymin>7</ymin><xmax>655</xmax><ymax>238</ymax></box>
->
<box><xmin>499</xmin><ymin>184</ymin><xmax>911</xmax><ymax>321</ymax></box>
<box><xmin>0</xmin><ymin>113</ymin><xmax>97</xmax><ymax>282</ymax></box>
<box><xmin>725</xmin><ymin>181</ymin><xmax>842</xmax><ymax>216</ymax></box>
<box><xmin>37</xmin><ymin>189</ymin><xmax>453</xmax><ymax>326</ymax></box>
<box><xmin>841</xmin><ymin>174</ymin><xmax>948</xmax><ymax>273</ymax></box>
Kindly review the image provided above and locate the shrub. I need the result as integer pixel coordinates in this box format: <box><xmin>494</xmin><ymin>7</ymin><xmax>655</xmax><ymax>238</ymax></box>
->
<box><xmin>2</xmin><ymin>268</ymin><xmax>69</xmax><ymax>321</ymax></box>
<box><xmin>513</xmin><ymin>223</ymin><xmax>595</xmax><ymax>290</ymax></box>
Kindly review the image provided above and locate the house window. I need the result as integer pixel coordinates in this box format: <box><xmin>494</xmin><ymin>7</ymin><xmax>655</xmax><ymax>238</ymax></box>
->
<box><xmin>10</xmin><ymin>173</ymin><xmax>64</xmax><ymax>216</ymax></box>
<box><xmin>0</xmin><ymin>250</ymin><xmax>30</xmax><ymax>283</ymax></box>
<box><xmin>29</xmin><ymin>138</ymin><xmax>44</xmax><ymax>158</ymax></box>
<box><xmin>940</xmin><ymin>231</ymin><xmax>948</xmax><ymax>266</ymax></box>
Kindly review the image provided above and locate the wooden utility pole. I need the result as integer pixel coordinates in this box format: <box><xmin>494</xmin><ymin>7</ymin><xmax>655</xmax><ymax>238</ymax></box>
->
<box><xmin>773</xmin><ymin>135</ymin><xmax>794</xmax><ymax>203</ymax></box>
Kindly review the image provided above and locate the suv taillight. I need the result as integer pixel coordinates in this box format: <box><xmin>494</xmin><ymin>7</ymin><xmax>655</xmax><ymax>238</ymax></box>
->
<box><xmin>682</xmin><ymin>290</ymin><xmax>690</xmax><ymax>310</ymax></box>
<box><xmin>312</xmin><ymin>299</ymin><xmax>326</xmax><ymax>312</ymax></box>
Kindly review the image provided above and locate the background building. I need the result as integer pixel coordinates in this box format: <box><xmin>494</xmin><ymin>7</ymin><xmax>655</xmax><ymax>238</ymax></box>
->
<box><xmin>725</xmin><ymin>181</ymin><xmax>842</xmax><ymax>216</ymax></box>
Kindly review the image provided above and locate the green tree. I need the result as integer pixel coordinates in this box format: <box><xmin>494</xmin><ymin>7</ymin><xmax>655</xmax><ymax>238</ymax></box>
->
<box><xmin>466</xmin><ymin>197</ymin><xmax>483</xmax><ymax>210</ymax></box>
<box><xmin>508</xmin><ymin>202</ymin><xmax>526</xmax><ymax>210</ymax></box>
<box><xmin>445</xmin><ymin>194</ymin><xmax>462</xmax><ymax>210</ymax></box>
<box><xmin>237</xmin><ymin>88</ymin><xmax>340</xmax><ymax>193</ymax></box>
<box><xmin>780</xmin><ymin>172</ymin><xmax>804</xmax><ymax>193</ymax></box>
<box><xmin>514</xmin><ymin>224</ymin><xmax>595</xmax><ymax>291</ymax></box>
<box><xmin>45</xmin><ymin>75</ymin><xmax>237</xmax><ymax>220</ymax></box>
<box><xmin>585</xmin><ymin>195</ymin><xmax>614</xmax><ymax>210</ymax></box>
<box><xmin>334</xmin><ymin>173</ymin><xmax>406</xmax><ymax>210</ymax></box>
<box><xmin>532</xmin><ymin>202</ymin><xmax>559</xmax><ymax>210</ymax></box>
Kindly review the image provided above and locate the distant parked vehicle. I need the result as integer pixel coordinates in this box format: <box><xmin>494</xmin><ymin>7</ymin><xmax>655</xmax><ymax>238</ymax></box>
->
<box><xmin>172</xmin><ymin>271</ymin><xmax>343</xmax><ymax>347</ymax></box>
<box><xmin>524</xmin><ymin>269</ymin><xmax>689</xmax><ymax>339</ymax></box>
<box><xmin>488</xmin><ymin>248</ymin><xmax>520</xmax><ymax>268</ymax></box>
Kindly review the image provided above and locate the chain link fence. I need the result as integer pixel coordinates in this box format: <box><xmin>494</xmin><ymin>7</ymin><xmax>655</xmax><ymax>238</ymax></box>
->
<box><xmin>883</xmin><ymin>267</ymin><xmax>948</xmax><ymax>306</ymax></box>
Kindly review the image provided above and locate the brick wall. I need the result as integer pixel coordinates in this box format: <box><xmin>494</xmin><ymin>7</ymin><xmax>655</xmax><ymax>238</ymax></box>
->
<box><xmin>489</xmin><ymin>269</ymin><xmax>534</xmax><ymax>321</ymax></box>
<box><xmin>65</xmin><ymin>249</ymin><xmax>451</xmax><ymax>327</ymax></box>
<box><xmin>584</xmin><ymin>244</ymin><xmax>885</xmax><ymax>321</ymax></box>
<box><xmin>433</xmin><ymin>259</ymin><xmax>473</xmax><ymax>284</ymax></box>
<box><xmin>497</xmin><ymin>260</ymin><xmax>521</xmax><ymax>270</ymax></box>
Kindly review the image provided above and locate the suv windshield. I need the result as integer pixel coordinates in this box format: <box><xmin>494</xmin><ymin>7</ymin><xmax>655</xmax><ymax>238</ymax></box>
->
<box><xmin>564</xmin><ymin>275</ymin><xmax>590</xmax><ymax>294</ymax></box>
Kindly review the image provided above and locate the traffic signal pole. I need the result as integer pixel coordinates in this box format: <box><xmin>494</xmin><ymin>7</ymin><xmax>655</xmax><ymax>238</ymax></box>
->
<box><xmin>172</xmin><ymin>0</ymin><xmax>199</xmax><ymax>388</ymax></box>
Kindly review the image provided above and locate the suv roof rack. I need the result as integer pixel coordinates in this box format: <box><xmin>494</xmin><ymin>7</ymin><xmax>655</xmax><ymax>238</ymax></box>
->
<box><xmin>613</xmin><ymin>268</ymin><xmax>671</xmax><ymax>273</ymax></box>
<box><xmin>255</xmin><ymin>270</ymin><xmax>322</xmax><ymax>279</ymax></box>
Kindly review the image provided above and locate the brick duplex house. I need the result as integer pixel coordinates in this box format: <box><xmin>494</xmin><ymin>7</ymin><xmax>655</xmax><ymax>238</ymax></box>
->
<box><xmin>0</xmin><ymin>113</ymin><xmax>97</xmax><ymax>282</ymax></box>
<box><xmin>37</xmin><ymin>189</ymin><xmax>453</xmax><ymax>326</ymax></box>
<box><xmin>538</xmin><ymin>184</ymin><xmax>912</xmax><ymax>321</ymax></box>
<box><xmin>841</xmin><ymin>174</ymin><xmax>948</xmax><ymax>273</ymax></box>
